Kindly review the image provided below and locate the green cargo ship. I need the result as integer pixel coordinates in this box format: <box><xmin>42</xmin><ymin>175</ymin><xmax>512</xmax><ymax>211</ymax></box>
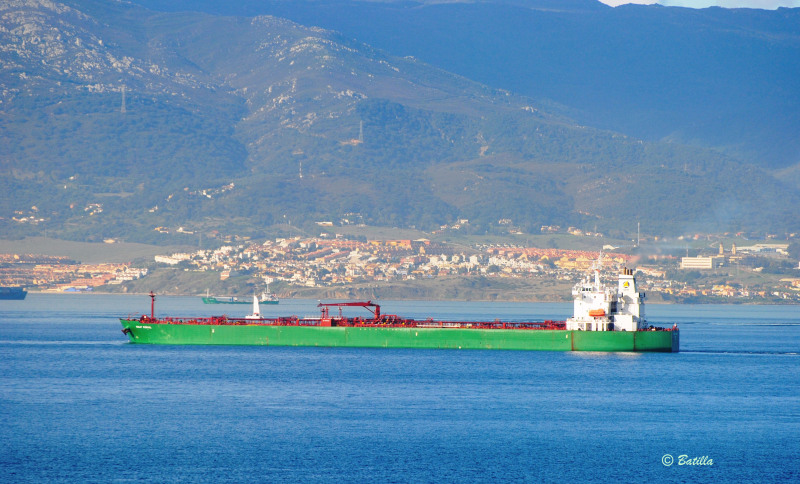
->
<box><xmin>120</xmin><ymin>317</ymin><xmax>677</xmax><ymax>351</ymax></box>
<box><xmin>120</xmin><ymin>267</ymin><xmax>679</xmax><ymax>352</ymax></box>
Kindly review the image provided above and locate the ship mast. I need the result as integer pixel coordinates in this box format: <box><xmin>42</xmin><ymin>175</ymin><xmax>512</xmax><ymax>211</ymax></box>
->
<box><xmin>593</xmin><ymin>252</ymin><xmax>603</xmax><ymax>290</ymax></box>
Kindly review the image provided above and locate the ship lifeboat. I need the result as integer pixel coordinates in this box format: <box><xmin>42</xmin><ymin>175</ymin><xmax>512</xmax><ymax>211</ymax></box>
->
<box><xmin>588</xmin><ymin>309</ymin><xmax>606</xmax><ymax>317</ymax></box>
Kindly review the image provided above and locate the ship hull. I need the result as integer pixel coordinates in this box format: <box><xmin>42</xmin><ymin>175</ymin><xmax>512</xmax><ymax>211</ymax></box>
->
<box><xmin>0</xmin><ymin>287</ymin><xmax>27</xmax><ymax>300</ymax></box>
<box><xmin>201</xmin><ymin>297</ymin><xmax>279</xmax><ymax>304</ymax></box>
<box><xmin>120</xmin><ymin>320</ymin><xmax>678</xmax><ymax>352</ymax></box>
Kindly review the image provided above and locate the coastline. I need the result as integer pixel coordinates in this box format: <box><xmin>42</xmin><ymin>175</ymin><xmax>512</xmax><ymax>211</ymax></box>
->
<box><xmin>21</xmin><ymin>288</ymin><xmax>800</xmax><ymax>305</ymax></box>
<box><xmin>4</xmin><ymin>236</ymin><xmax>798</xmax><ymax>305</ymax></box>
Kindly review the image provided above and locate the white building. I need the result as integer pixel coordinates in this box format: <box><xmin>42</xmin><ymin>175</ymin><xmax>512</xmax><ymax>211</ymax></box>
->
<box><xmin>680</xmin><ymin>256</ymin><xmax>724</xmax><ymax>270</ymax></box>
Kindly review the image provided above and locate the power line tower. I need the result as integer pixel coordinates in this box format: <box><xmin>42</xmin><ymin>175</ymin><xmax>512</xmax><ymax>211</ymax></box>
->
<box><xmin>637</xmin><ymin>222</ymin><xmax>640</xmax><ymax>248</ymax></box>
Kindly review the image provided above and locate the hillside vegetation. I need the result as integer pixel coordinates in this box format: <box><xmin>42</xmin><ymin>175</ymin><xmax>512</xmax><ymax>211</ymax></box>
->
<box><xmin>1</xmin><ymin>0</ymin><xmax>798</xmax><ymax>244</ymax></box>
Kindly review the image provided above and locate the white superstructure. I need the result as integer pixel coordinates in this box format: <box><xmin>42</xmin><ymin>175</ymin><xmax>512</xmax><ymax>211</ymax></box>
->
<box><xmin>566</xmin><ymin>261</ymin><xmax>647</xmax><ymax>332</ymax></box>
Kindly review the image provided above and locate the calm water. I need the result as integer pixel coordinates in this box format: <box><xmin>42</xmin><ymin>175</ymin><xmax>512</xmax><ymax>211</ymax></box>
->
<box><xmin>1</xmin><ymin>294</ymin><xmax>799</xmax><ymax>483</ymax></box>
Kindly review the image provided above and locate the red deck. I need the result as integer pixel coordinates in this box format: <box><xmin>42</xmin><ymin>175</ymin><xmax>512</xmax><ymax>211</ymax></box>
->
<box><xmin>129</xmin><ymin>314</ymin><xmax>567</xmax><ymax>330</ymax></box>
<box><xmin>130</xmin><ymin>297</ymin><xmax>566</xmax><ymax>329</ymax></box>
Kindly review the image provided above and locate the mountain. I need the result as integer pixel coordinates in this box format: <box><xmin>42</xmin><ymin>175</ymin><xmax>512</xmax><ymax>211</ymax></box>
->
<box><xmin>136</xmin><ymin>0</ymin><xmax>800</xmax><ymax>170</ymax></box>
<box><xmin>1</xmin><ymin>0</ymin><xmax>798</xmax><ymax>244</ymax></box>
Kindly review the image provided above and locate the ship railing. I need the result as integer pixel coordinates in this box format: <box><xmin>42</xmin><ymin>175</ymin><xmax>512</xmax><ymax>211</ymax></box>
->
<box><xmin>634</xmin><ymin>325</ymin><xmax>678</xmax><ymax>332</ymax></box>
<box><xmin>337</xmin><ymin>319</ymin><xmax>566</xmax><ymax>330</ymax></box>
<box><xmin>128</xmin><ymin>314</ymin><xmax>569</xmax><ymax>330</ymax></box>
<box><xmin>135</xmin><ymin>316</ymin><xmax>323</xmax><ymax>326</ymax></box>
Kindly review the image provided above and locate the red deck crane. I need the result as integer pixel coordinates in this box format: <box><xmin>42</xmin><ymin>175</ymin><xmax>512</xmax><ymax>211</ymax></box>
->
<box><xmin>317</xmin><ymin>301</ymin><xmax>381</xmax><ymax>320</ymax></box>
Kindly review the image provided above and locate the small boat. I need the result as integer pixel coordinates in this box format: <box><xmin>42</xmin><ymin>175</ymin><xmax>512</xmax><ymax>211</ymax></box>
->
<box><xmin>202</xmin><ymin>288</ymin><xmax>278</xmax><ymax>304</ymax></box>
<box><xmin>245</xmin><ymin>295</ymin><xmax>261</xmax><ymax>320</ymax></box>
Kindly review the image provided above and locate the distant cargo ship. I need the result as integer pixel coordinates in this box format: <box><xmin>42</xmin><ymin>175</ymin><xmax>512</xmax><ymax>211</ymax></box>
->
<box><xmin>0</xmin><ymin>287</ymin><xmax>27</xmax><ymax>300</ymax></box>
<box><xmin>201</xmin><ymin>289</ymin><xmax>278</xmax><ymax>305</ymax></box>
<box><xmin>121</xmin><ymin>264</ymin><xmax>678</xmax><ymax>352</ymax></box>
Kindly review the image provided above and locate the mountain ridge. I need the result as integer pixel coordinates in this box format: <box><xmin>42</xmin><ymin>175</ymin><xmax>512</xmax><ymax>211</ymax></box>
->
<box><xmin>140</xmin><ymin>0</ymin><xmax>799</xmax><ymax>169</ymax></box>
<box><xmin>1</xmin><ymin>0</ymin><xmax>798</xmax><ymax>243</ymax></box>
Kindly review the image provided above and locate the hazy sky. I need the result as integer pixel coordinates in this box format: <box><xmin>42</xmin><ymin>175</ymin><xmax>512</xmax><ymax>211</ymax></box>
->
<box><xmin>600</xmin><ymin>1</ymin><xmax>800</xmax><ymax>7</ymax></box>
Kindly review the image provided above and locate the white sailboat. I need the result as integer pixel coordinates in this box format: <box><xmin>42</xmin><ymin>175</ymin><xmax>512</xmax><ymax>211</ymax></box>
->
<box><xmin>245</xmin><ymin>294</ymin><xmax>261</xmax><ymax>320</ymax></box>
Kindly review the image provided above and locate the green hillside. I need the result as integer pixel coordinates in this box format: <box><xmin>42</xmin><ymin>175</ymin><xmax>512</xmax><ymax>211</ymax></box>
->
<box><xmin>1</xmin><ymin>0</ymin><xmax>798</xmax><ymax>243</ymax></box>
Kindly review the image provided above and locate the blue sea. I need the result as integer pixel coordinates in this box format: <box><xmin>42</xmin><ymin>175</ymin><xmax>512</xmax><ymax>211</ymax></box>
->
<box><xmin>1</xmin><ymin>294</ymin><xmax>799</xmax><ymax>483</ymax></box>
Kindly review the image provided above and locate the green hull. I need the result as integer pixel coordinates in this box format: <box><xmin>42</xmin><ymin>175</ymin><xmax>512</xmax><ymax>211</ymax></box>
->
<box><xmin>201</xmin><ymin>297</ymin><xmax>278</xmax><ymax>304</ymax></box>
<box><xmin>120</xmin><ymin>320</ymin><xmax>678</xmax><ymax>352</ymax></box>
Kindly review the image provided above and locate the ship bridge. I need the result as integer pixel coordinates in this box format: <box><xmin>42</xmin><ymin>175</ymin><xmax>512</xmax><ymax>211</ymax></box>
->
<box><xmin>566</xmin><ymin>267</ymin><xmax>647</xmax><ymax>332</ymax></box>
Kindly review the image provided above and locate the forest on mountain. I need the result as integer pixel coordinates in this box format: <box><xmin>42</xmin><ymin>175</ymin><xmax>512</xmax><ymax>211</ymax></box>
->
<box><xmin>1</xmin><ymin>0</ymin><xmax>798</xmax><ymax>243</ymax></box>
